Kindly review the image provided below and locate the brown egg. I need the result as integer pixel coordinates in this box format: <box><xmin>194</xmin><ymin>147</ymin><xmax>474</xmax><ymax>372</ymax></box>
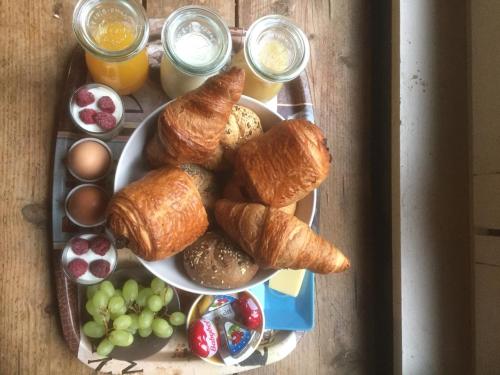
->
<box><xmin>67</xmin><ymin>140</ymin><xmax>111</xmax><ymax>181</ymax></box>
<box><xmin>67</xmin><ymin>185</ymin><xmax>108</xmax><ymax>226</ymax></box>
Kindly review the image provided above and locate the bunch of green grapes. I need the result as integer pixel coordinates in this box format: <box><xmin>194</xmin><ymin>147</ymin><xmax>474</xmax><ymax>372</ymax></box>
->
<box><xmin>83</xmin><ymin>277</ymin><xmax>186</xmax><ymax>357</ymax></box>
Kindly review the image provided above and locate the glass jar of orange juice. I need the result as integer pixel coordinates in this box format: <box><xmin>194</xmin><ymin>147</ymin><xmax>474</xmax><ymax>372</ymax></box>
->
<box><xmin>72</xmin><ymin>0</ymin><xmax>149</xmax><ymax>95</ymax></box>
<box><xmin>232</xmin><ymin>15</ymin><xmax>310</xmax><ymax>102</ymax></box>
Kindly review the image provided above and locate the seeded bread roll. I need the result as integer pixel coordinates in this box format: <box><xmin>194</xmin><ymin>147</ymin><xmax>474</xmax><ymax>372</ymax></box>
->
<box><xmin>221</xmin><ymin>105</ymin><xmax>263</xmax><ymax>162</ymax></box>
<box><xmin>183</xmin><ymin>232</ymin><xmax>259</xmax><ymax>289</ymax></box>
<box><xmin>180</xmin><ymin>164</ymin><xmax>220</xmax><ymax>218</ymax></box>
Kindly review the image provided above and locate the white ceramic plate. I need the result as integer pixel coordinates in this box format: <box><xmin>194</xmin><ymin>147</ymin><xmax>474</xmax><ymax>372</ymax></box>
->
<box><xmin>114</xmin><ymin>95</ymin><xmax>317</xmax><ymax>295</ymax></box>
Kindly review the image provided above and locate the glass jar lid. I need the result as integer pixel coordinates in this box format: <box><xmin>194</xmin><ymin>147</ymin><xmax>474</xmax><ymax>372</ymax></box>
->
<box><xmin>162</xmin><ymin>6</ymin><xmax>232</xmax><ymax>76</ymax></box>
<box><xmin>73</xmin><ymin>0</ymin><xmax>149</xmax><ymax>61</ymax></box>
<box><xmin>244</xmin><ymin>15</ymin><xmax>310</xmax><ymax>83</ymax></box>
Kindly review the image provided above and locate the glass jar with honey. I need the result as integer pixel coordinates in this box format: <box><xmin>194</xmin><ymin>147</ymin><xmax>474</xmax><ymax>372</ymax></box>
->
<box><xmin>232</xmin><ymin>15</ymin><xmax>310</xmax><ymax>102</ymax></box>
<box><xmin>73</xmin><ymin>0</ymin><xmax>149</xmax><ymax>95</ymax></box>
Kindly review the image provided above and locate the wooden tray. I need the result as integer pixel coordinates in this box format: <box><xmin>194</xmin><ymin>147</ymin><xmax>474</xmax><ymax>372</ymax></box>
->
<box><xmin>52</xmin><ymin>19</ymin><xmax>318</xmax><ymax>374</ymax></box>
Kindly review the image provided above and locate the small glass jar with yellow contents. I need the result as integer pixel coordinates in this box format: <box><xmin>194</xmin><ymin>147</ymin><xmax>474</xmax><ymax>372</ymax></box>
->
<box><xmin>232</xmin><ymin>15</ymin><xmax>310</xmax><ymax>102</ymax></box>
<box><xmin>73</xmin><ymin>0</ymin><xmax>149</xmax><ymax>95</ymax></box>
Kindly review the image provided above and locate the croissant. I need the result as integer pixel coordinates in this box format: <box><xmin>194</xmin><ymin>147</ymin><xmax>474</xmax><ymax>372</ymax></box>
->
<box><xmin>223</xmin><ymin>176</ymin><xmax>297</xmax><ymax>215</ymax></box>
<box><xmin>234</xmin><ymin>119</ymin><xmax>331</xmax><ymax>207</ymax></box>
<box><xmin>146</xmin><ymin>67</ymin><xmax>245</xmax><ymax>169</ymax></box>
<box><xmin>215</xmin><ymin>199</ymin><xmax>349</xmax><ymax>274</ymax></box>
<box><xmin>106</xmin><ymin>167</ymin><xmax>208</xmax><ymax>261</ymax></box>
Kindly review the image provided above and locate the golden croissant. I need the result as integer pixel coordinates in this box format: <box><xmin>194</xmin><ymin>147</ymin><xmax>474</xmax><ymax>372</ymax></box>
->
<box><xmin>214</xmin><ymin>199</ymin><xmax>349</xmax><ymax>274</ymax></box>
<box><xmin>234</xmin><ymin>119</ymin><xmax>331</xmax><ymax>207</ymax></box>
<box><xmin>106</xmin><ymin>167</ymin><xmax>208</xmax><ymax>261</ymax></box>
<box><xmin>146</xmin><ymin>67</ymin><xmax>245</xmax><ymax>169</ymax></box>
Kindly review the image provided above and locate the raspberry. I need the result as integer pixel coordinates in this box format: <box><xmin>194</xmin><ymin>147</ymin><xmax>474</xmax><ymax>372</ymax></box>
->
<box><xmin>70</xmin><ymin>237</ymin><xmax>90</xmax><ymax>255</ymax></box>
<box><xmin>90</xmin><ymin>236</ymin><xmax>111</xmax><ymax>256</ymax></box>
<box><xmin>79</xmin><ymin>108</ymin><xmax>97</xmax><ymax>124</ymax></box>
<box><xmin>89</xmin><ymin>259</ymin><xmax>111</xmax><ymax>278</ymax></box>
<box><xmin>75</xmin><ymin>88</ymin><xmax>95</xmax><ymax>107</ymax></box>
<box><xmin>97</xmin><ymin>96</ymin><xmax>115</xmax><ymax>113</ymax></box>
<box><xmin>94</xmin><ymin>112</ymin><xmax>116</xmax><ymax>130</ymax></box>
<box><xmin>67</xmin><ymin>258</ymin><xmax>88</xmax><ymax>278</ymax></box>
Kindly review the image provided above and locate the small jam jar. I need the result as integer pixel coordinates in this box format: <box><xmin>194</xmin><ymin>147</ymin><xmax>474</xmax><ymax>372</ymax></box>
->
<box><xmin>231</xmin><ymin>15</ymin><xmax>310</xmax><ymax>102</ymax></box>
<box><xmin>160</xmin><ymin>6</ymin><xmax>232</xmax><ymax>99</ymax></box>
<box><xmin>72</xmin><ymin>0</ymin><xmax>150</xmax><ymax>95</ymax></box>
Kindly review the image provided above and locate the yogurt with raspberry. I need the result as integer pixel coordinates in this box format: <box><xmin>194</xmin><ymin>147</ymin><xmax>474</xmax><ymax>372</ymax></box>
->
<box><xmin>62</xmin><ymin>233</ymin><xmax>117</xmax><ymax>285</ymax></box>
<box><xmin>69</xmin><ymin>83</ymin><xmax>123</xmax><ymax>140</ymax></box>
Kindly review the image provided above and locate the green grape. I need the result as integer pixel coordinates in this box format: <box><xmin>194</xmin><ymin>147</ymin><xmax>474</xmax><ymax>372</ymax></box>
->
<box><xmin>92</xmin><ymin>290</ymin><xmax>109</xmax><ymax>310</ymax></box>
<box><xmin>150</xmin><ymin>278</ymin><xmax>166</xmax><ymax>294</ymax></box>
<box><xmin>85</xmin><ymin>300</ymin><xmax>97</xmax><ymax>316</ymax></box>
<box><xmin>161</xmin><ymin>286</ymin><xmax>174</xmax><ymax>306</ymax></box>
<box><xmin>86</xmin><ymin>284</ymin><xmax>99</xmax><ymax>300</ymax></box>
<box><xmin>96</xmin><ymin>338</ymin><xmax>114</xmax><ymax>357</ymax></box>
<box><xmin>168</xmin><ymin>311</ymin><xmax>186</xmax><ymax>326</ymax></box>
<box><xmin>129</xmin><ymin>313</ymin><xmax>139</xmax><ymax>331</ymax></box>
<box><xmin>110</xmin><ymin>304</ymin><xmax>127</xmax><ymax>320</ymax></box>
<box><xmin>113</xmin><ymin>315</ymin><xmax>132</xmax><ymax>330</ymax></box>
<box><xmin>136</xmin><ymin>288</ymin><xmax>153</xmax><ymax>307</ymax></box>
<box><xmin>99</xmin><ymin>280</ymin><xmax>115</xmax><ymax>298</ymax></box>
<box><xmin>122</xmin><ymin>279</ymin><xmax>139</xmax><ymax>303</ymax></box>
<box><xmin>82</xmin><ymin>321</ymin><xmax>105</xmax><ymax>338</ymax></box>
<box><xmin>109</xmin><ymin>330</ymin><xmax>133</xmax><ymax>347</ymax></box>
<box><xmin>147</xmin><ymin>295</ymin><xmax>163</xmax><ymax>312</ymax></box>
<box><xmin>108</xmin><ymin>295</ymin><xmax>125</xmax><ymax>314</ymax></box>
<box><xmin>125</xmin><ymin>332</ymin><xmax>134</xmax><ymax>346</ymax></box>
<box><xmin>92</xmin><ymin>310</ymin><xmax>110</xmax><ymax>325</ymax></box>
<box><xmin>138</xmin><ymin>308</ymin><xmax>154</xmax><ymax>329</ymax></box>
<box><xmin>152</xmin><ymin>318</ymin><xmax>173</xmax><ymax>338</ymax></box>
<box><xmin>138</xmin><ymin>327</ymin><xmax>152</xmax><ymax>338</ymax></box>
<box><xmin>113</xmin><ymin>289</ymin><xmax>123</xmax><ymax>298</ymax></box>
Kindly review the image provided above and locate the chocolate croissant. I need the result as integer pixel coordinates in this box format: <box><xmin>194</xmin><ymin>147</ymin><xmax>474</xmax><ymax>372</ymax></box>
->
<box><xmin>234</xmin><ymin>119</ymin><xmax>331</xmax><ymax>207</ymax></box>
<box><xmin>215</xmin><ymin>199</ymin><xmax>350</xmax><ymax>274</ymax></box>
<box><xmin>106</xmin><ymin>167</ymin><xmax>208</xmax><ymax>261</ymax></box>
<box><xmin>146</xmin><ymin>67</ymin><xmax>245</xmax><ymax>170</ymax></box>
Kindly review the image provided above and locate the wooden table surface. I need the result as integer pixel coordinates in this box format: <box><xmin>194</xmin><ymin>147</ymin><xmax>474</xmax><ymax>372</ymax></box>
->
<box><xmin>0</xmin><ymin>0</ymin><xmax>391</xmax><ymax>374</ymax></box>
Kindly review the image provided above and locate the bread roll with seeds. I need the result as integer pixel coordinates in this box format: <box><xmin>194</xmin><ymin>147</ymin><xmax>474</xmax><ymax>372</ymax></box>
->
<box><xmin>221</xmin><ymin>105</ymin><xmax>263</xmax><ymax>163</ymax></box>
<box><xmin>183</xmin><ymin>232</ymin><xmax>259</xmax><ymax>289</ymax></box>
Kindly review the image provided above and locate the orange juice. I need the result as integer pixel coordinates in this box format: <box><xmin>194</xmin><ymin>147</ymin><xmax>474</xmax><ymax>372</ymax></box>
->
<box><xmin>85</xmin><ymin>21</ymin><xmax>149</xmax><ymax>95</ymax></box>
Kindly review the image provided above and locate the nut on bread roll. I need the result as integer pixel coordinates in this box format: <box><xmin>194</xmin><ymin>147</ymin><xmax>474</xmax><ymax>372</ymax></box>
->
<box><xmin>183</xmin><ymin>232</ymin><xmax>259</xmax><ymax>289</ymax></box>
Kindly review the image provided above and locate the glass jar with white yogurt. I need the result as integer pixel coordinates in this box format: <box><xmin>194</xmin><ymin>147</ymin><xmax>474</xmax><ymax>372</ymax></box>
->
<box><xmin>160</xmin><ymin>6</ymin><xmax>232</xmax><ymax>99</ymax></box>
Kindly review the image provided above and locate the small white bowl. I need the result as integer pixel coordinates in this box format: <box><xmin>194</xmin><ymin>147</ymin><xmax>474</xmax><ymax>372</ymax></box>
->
<box><xmin>69</xmin><ymin>83</ymin><xmax>124</xmax><ymax>141</ymax></box>
<box><xmin>66</xmin><ymin>137</ymin><xmax>113</xmax><ymax>183</ymax></box>
<box><xmin>62</xmin><ymin>233</ymin><xmax>117</xmax><ymax>285</ymax></box>
<box><xmin>113</xmin><ymin>95</ymin><xmax>317</xmax><ymax>295</ymax></box>
<box><xmin>186</xmin><ymin>290</ymin><xmax>265</xmax><ymax>366</ymax></box>
<box><xmin>65</xmin><ymin>184</ymin><xmax>109</xmax><ymax>228</ymax></box>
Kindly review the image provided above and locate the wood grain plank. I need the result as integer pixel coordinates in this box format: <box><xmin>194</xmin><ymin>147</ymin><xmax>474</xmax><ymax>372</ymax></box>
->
<box><xmin>471</xmin><ymin>0</ymin><xmax>500</xmax><ymax>175</ymax></box>
<box><xmin>474</xmin><ymin>174</ymin><xmax>500</xmax><ymax>229</ymax></box>
<box><xmin>0</xmin><ymin>0</ymin><xmax>92</xmax><ymax>374</ymax></box>
<box><xmin>145</xmin><ymin>0</ymin><xmax>235</xmax><ymax>26</ymax></box>
<box><xmin>475</xmin><ymin>264</ymin><xmax>500</xmax><ymax>374</ymax></box>
<box><xmin>475</xmin><ymin>235</ymin><xmax>500</xmax><ymax>266</ymax></box>
<box><xmin>239</xmin><ymin>1</ymin><xmax>384</xmax><ymax>374</ymax></box>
